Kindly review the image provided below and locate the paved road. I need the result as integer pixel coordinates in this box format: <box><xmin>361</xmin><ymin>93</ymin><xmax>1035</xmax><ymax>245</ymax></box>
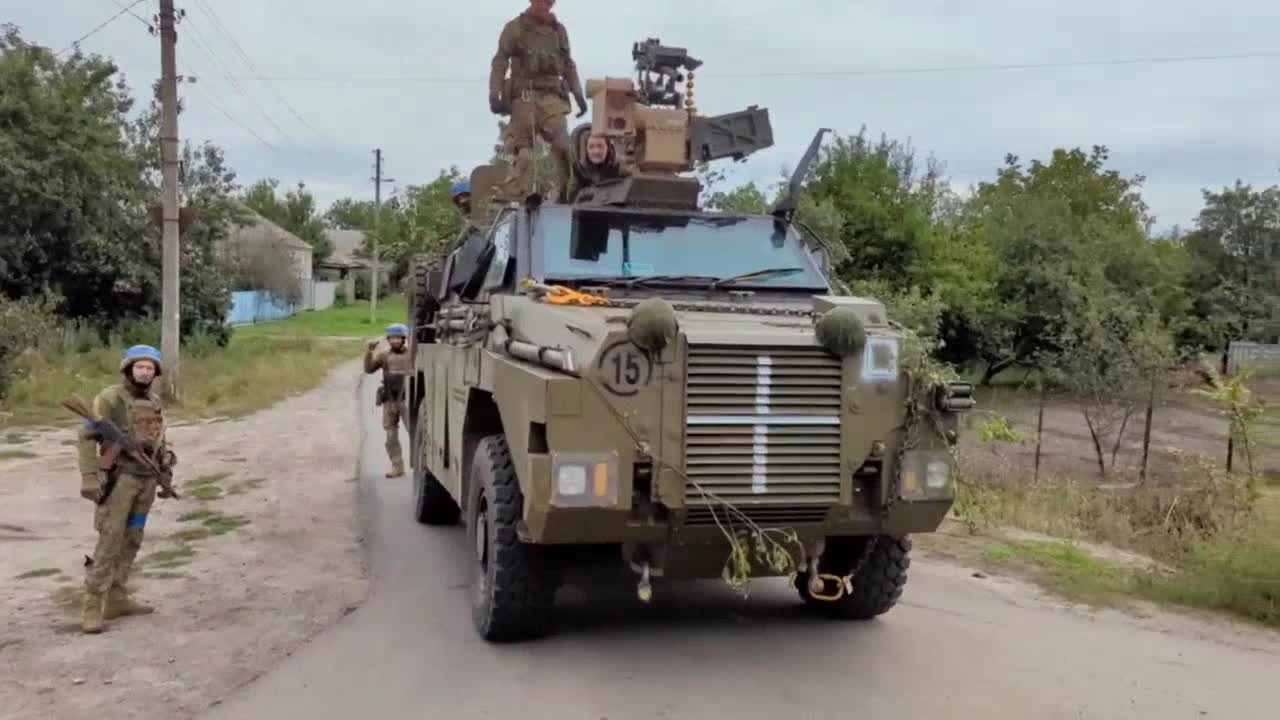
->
<box><xmin>206</xmin><ymin>377</ymin><xmax>1276</xmax><ymax>720</ymax></box>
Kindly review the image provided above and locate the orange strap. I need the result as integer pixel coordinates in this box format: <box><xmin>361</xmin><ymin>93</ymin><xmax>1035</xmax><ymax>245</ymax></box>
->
<box><xmin>522</xmin><ymin>279</ymin><xmax>610</xmax><ymax>306</ymax></box>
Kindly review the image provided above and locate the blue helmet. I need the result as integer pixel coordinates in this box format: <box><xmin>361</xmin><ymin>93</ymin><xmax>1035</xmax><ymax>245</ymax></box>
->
<box><xmin>451</xmin><ymin>182</ymin><xmax>470</xmax><ymax>198</ymax></box>
<box><xmin>386</xmin><ymin>323</ymin><xmax>408</xmax><ymax>338</ymax></box>
<box><xmin>120</xmin><ymin>344</ymin><xmax>163</xmax><ymax>375</ymax></box>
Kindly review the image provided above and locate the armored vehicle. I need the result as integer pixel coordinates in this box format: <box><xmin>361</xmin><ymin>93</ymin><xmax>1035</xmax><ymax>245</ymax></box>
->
<box><xmin>405</xmin><ymin>39</ymin><xmax>974</xmax><ymax>642</ymax></box>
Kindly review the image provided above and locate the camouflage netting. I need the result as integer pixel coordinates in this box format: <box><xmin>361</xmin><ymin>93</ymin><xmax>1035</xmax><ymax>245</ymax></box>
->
<box><xmin>814</xmin><ymin>307</ymin><xmax>867</xmax><ymax>357</ymax></box>
<box><xmin>627</xmin><ymin>297</ymin><xmax>679</xmax><ymax>352</ymax></box>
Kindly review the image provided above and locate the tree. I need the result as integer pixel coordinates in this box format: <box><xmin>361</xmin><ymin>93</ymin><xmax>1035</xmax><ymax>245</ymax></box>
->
<box><xmin>0</xmin><ymin>25</ymin><xmax>233</xmax><ymax>343</ymax></box>
<box><xmin>1041</xmin><ymin>291</ymin><xmax>1174</xmax><ymax>479</ymax></box>
<box><xmin>959</xmin><ymin>146</ymin><xmax>1170</xmax><ymax>384</ymax></box>
<box><xmin>1178</xmin><ymin>181</ymin><xmax>1280</xmax><ymax>350</ymax></box>
<box><xmin>242</xmin><ymin>178</ymin><xmax>333</xmax><ymax>266</ymax></box>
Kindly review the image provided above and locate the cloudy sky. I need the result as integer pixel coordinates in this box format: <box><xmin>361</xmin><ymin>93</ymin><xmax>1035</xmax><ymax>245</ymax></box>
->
<box><xmin>11</xmin><ymin>0</ymin><xmax>1280</xmax><ymax>231</ymax></box>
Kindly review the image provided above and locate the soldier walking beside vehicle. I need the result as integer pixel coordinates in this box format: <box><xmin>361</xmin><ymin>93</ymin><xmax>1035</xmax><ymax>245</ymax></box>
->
<box><xmin>76</xmin><ymin>345</ymin><xmax>177</xmax><ymax>634</ymax></box>
<box><xmin>365</xmin><ymin>324</ymin><xmax>412</xmax><ymax>478</ymax></box>
<box><xmin>489</xmin><ymin>0</ymin><xmax>588</xmax><ymax>203</ymax></box>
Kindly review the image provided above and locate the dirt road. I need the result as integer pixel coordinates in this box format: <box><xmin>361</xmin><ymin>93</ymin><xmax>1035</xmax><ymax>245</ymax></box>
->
<box><xmin>205</xmin><ymin>378</ymin><xmax>1278</xmax><ymax>720</ymax></box>
<box><xmin>0</xmin><ymin>361</ymin><xmax>368</xmax><ymax>720</ymax></box>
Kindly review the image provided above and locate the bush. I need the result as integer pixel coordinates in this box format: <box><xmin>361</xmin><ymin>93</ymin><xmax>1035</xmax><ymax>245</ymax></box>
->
<box><xmin>0</xmin><ymin>294</ymin><xmax>60</xmax><ymax>399</ymax></box>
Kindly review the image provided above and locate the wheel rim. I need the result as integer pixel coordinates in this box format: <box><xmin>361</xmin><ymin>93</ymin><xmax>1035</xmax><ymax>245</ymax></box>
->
<box><xmin>474</xmin><ymin>495</ymin><xmax>489</xmax><ymax>598</ymax></box>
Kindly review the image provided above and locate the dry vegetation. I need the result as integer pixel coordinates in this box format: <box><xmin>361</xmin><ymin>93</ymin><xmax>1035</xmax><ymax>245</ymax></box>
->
<box><xmin>942</xmin><ymin>370</ymin><xmax>1279</xmax><ymax>626</ymax></box>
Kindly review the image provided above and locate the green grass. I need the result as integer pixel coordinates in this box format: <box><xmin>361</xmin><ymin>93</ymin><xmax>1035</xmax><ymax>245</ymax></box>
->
<box><xmin>187</xmin><ymin>472</ymin><xmax>231</xmax><ymax>488</ymax></box>
<box><xmin>13</xmin><ymin>567</ymin><xmax>62</xmax><ymax>580</ymax></box>
<box><xmin>0</xmin><ymin>450</ymin><xmax>36</xmax><ymax>461</ymax></box>
<box><xmin>978</xmin><ymin>487</ymin><xmax>1280</xmax><ymax>628</ymax></box>
<box><xmin>191</xmin><ymin>484</ymin><xmax>224</xmax><ymax>501</ymax></box>
<box><xmin>178</xmin><ymin>509</ymin><xmax>220</xmax><ymax>523</ymax></box>
<box><xmin>0</xmin><ymin>335</ymin><xmax>361</xmax><ymax>427</ymax></box>
<box><xmin>231</xmin><ymin>294</ymin><xmax>408</xmax><ymax>339</ymax></box>
<box><xmin>984</xmin><ymin>541</ymin><xmax>1134</xmax><ymax>607</ymax></box>
<box><xmin>227</xmin><ymin>477</ymin><xmax>267</xmax><ymax>495</ymax></box>
<box><xmin>141</xmin><ymin>543</ymin><xmax>196</xmax><ymax>569</ymax></box>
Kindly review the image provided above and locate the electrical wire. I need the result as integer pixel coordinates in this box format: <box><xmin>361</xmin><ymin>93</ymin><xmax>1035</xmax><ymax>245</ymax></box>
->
<box><xmin>180</xmin><ymin>15</ymin><xmax>297</xmax><ymax>146</ymax></box>
<box><xmin>191</xmin><ymin>0</ymin><xmax>334</xmax><ymax>144</ymax></box>
<box><xmin>231</xmin><ymin>49</ymin><xmax>1280</xmax><ymax>85</ymax></box>
<box><xmin>58</xmin><ymin>0</ymin><xmax>148</xmax><ymax>55</ymax></box>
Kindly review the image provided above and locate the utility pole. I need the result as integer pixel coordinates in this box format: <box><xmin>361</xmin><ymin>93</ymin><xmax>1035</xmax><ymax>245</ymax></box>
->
<box><xmin>159</xmin><ymin>0</ymin><xmax>182</xmax><ymax>399</ymax></box>
<box><xmin>370</xmin><ymin>149</ymin><xmax>394</xmax><ymax>324</ymax></box>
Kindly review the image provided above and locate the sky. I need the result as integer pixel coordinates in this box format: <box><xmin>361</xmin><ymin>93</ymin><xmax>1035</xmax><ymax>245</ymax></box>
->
<box><xmin>9</xmin><ymin>0</ymin><xmax>1280</xmax><ymax>232</ymax></box>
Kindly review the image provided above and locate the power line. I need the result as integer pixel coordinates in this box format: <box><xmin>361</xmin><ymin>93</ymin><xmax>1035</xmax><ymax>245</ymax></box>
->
<box><xmin>231</xmin><ymin>49</ymin><xmax>1280</xmax><ymax>85</ymax></box>
<box><xmin>107</xmin><ymin>0</ymin><xmax>154</xmax><ymax>31</ymax></box>
<box><xmin>58</xmin><ymin>0</ymin><xmax>148</xmax><ymax>55</ymax></box>
<box><xmin>180</xmin><ymin>14</ymin><xmax>297</xmax><ymax>146</ymax></box>
<box><xmin>190</xmin><ymin>0</ymin><xmax>333</xmax><ymax>144</ymax></box>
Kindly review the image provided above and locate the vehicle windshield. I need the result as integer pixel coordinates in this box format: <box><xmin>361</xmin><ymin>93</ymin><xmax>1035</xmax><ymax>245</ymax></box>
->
<box><xmin>537</xmin><ymin>207</ymin><xmax>828</xmax><ymax>289</ymax></box>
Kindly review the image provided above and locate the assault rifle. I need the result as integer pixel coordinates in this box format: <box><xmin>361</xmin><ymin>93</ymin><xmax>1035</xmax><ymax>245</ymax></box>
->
<box><xmin>62</xmin><ymin>395</ymin><xmax>179</xmax><ymax>502</ymax></box>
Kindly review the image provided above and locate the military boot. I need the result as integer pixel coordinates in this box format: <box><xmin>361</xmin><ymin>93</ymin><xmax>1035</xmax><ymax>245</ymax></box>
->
<box><xmin>81</xmin><ymin>591</ymin><xmax>106</xmax><ymax>634</ymax></box>
<box><xmin>386</xmin><ymin>460</ymin><xmax>405</xmax><ymax>479</ymax></box>
<box><xmin>104</xmin><ymin>586</ymin><xmax>154</xmax><ymax>619</ymax></box>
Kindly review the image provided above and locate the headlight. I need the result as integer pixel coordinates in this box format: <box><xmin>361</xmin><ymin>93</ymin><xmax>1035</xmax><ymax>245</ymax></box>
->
<box><xmin>550</xmin><ymin>452</ymin><xmax>619</xmax><ymax>507</ymax></box>
<box><xmin>925</xmin><ymin>461</ymin><xmax>950</xmax><ymax>490</ymax></box>
<box><xmin>557</xmin><ymin>465</ymin><xmax>588</xmax><ymax>497</ymax></box>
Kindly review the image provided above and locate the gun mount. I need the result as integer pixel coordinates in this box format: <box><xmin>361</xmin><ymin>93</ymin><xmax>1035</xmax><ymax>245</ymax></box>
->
<box><xmin>572</xmin><ymin>38</ymin><xmax>774</xmax><ymax>210</ymax></box>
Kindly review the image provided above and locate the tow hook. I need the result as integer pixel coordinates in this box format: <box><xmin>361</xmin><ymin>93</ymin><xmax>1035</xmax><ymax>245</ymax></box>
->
<box><xmin>637</xmin><ymin>563</ymin><xmax>653</xmax><ymax>603</ymax></box>
<box><xmin>808</xmin><ymin>570</ymin><xmax>854</xmax><ymax>602</ymax></box>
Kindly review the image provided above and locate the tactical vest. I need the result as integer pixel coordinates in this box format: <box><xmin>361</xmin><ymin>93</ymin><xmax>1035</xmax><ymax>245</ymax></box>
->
<box><xmin>382</xmin><ymin>349</ymin><xmax>412</xmax><ymax>402</ymax></box>
<box><xmin>106</xmin><ymin>384</ymin><xmax>165</xmax><ymax>473</ymax></box>
<box><xmin>510</xmin><ymin>16</ymin><xmax>569</xmax><ymax>93</ymax></box>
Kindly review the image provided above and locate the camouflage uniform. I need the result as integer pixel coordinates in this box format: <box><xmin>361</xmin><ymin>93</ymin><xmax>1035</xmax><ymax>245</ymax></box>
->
<box><xmin>365</xmin><ymin>324</ymin><xmax>413</xmax><ymax>478</ymax></box>
<box><xmin>76</xmin><ymin>345</ymin><xmax>175</xmax><ymax>633</ymax></box>
<box><xmin>489</xmin><ymin>7</ymin><xmax>587</xmax><ymax>203</ymax></box>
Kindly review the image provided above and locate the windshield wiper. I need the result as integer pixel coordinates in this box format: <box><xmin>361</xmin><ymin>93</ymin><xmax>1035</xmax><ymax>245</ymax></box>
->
<box><xmin>708</xmin><ymin>267</ymin><xmax>804</xmax><ymax>289</ymax></box>
<box><xmin>551</xmin><ymin>268</ymin><xmax>804</xmax><ymax>291</ymax></box>
<box><xmin>555</xmin><ymin>274</ymin><xmax>720</xmax><ymax>289</ymax></box>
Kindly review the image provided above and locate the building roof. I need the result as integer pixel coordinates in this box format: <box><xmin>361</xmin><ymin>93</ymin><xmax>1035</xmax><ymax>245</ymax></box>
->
<box><xmin>225</xmin><ymin>201</ymin><xmax>314</xmax><ymax>254</ymax></box>
<box><xmin>321</xmin><ymin>228</ymin><xmax>390</xmax><ymax>271</ymax></box>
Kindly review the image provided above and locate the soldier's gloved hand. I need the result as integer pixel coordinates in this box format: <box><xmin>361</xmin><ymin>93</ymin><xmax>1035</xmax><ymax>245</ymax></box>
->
<box><xmin>367</xmin><ymin>339</ymin><xmax>380</xmax><ymax>351</ymax></box>
<box><xmin>573</xmin><ymin>93</ymin><xmax>588</xmax><ymax>118</ymax></box>
<box><xmin>489</xmin><ymin>95</ymin><xmax>505</xmax><ymax>114</ymax></box>
<box><xmin>80</xmin><ymin>472</ymin><xmax>102</xmax><ymax>503</ymax></box>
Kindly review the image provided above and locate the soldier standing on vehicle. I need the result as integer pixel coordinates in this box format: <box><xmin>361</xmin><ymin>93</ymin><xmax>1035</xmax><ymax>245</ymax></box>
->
<box><xmin>365</xmin><ymin>324</ymin><xmax>412</xmax><ymax>478</ymax></box>
<box><xmin>489</xmin><ymin>0</ymin><xmax>588</xmax><ymax>203</ymax></box>
<box><xmin>76</xmin><ymin>345</ymin><xmax>177</xmax><ymax>634</ymax></box>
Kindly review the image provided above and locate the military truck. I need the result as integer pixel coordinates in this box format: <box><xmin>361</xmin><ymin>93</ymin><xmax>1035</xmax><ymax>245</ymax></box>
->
<box><xmin>405</xmin><ymin>38</ymin><xmax>974</xmax><ymax>642</ymax></box>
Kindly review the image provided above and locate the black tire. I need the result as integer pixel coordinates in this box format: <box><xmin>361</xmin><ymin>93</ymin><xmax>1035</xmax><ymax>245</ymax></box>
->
<box><xmin>468</xmin><ymin>434</ymin><xmax>558</xmax><ymax>642</ymax></box>
<box><xmin>797</xmin><ymin>535</ymin><xmax>911</xmax><ymax>620</ymax></box>
<box><xmin>412</xmin><ymin>436</ymin><xmax>459</xmax><ymax>527</ymax></box>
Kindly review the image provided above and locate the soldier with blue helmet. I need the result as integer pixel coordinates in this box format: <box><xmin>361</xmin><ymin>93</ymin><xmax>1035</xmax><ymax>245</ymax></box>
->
<box><xmin>365</xmin><ymin>323</ymin><xmax>413</xmax><ymax>477</ymax></box>
<box><xmin>451</xmin><ymin>181</ymin><xmax>472</xmax><ymax>216</ymax></box>
<box><xmin>75</xmin><ymin>344</ymin><xmax>178</xmax><ymax>633</ymax></box>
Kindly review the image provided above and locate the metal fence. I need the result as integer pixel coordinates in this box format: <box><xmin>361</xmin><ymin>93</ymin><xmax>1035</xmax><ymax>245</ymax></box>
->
<box><xmin>227</xmin><ymin>281</ymin><xmax>338</xmax><ymax>326</ymax></box>
<box><xmin>1227</xmin><ymin>341</ymin><xmax>1280</xmax><ymax>376</ymax></box>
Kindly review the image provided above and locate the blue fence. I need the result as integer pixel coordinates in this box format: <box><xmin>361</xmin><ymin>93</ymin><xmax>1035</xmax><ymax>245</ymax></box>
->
<box><xmin>227</xmin><ymin>291</ymin><xmax>297</xmax><ymax>326</ymax></box>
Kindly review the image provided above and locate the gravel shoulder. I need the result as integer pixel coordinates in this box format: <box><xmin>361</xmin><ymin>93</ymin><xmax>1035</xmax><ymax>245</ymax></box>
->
<box><xmin>0</xmin><ymin>359</ymin><xmax>370</xmax><ymax>720</ymax></box>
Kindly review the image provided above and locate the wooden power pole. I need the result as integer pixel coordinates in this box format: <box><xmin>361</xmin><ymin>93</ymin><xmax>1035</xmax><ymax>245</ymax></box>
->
<box><xmin>370</xmin><ymin>149</ymin><xmax>394</xmax><ymax>325</ymax></box>
<box><xmin>159</xmin><ymin>0</ymin><xmax>182</xmax><ymax>398</ymax></box>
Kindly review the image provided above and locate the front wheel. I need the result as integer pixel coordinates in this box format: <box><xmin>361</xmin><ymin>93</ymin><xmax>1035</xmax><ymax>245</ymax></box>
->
<box><xmin>468</xmin><ymin>434</ymin><xmax>559</xmax><ymax>642</ymax></box>
<box><xmin>797</xmin><ymin>535</ymin><xmax>911</xmax><ymax>620</ymax></box>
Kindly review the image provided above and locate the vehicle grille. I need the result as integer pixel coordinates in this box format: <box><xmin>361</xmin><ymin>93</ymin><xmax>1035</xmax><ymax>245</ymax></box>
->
<box><xmin>682</xmin><ymin>345</ymin><xmax>843</xmax><ymax>526</ymax></box>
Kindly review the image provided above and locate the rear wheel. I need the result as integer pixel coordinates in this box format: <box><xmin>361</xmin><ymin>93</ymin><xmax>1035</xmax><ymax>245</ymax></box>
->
<box><xmin>468</xmin><ymin>434</ymin><xmax>559</xmax><ymax>642</ymax></box>
<box><xmin>796</xmin><ymin>535</ymin><xmax>911</xmax><ymax>619</ymax></box>
<box><xmin>412</xmin><ymin>421</ymin><xmax>459</xmax><ymax>526</ymax></box>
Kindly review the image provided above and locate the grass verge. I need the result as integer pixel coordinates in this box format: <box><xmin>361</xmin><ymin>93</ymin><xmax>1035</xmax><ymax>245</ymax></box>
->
<box><xmin>953</xmin><ymin>458</ymin><xmax>1280</xmax><ymax>628</ymax></box>
<box><xmin>0</xmin><ymin>335</ymin><xmax>361</xmax><ymax>427</ymax></box>
<box><xmin>231</xmin><ymin>294</ymin><xmax>407</xmax><ymax>339</ymax></box>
